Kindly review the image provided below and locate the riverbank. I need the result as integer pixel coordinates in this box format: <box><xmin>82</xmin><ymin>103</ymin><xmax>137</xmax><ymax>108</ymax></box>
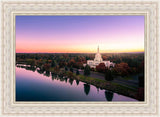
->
<box><xmin>52</xmin><ymin>70</ymin><xmax>140</xmax><ymax>101</ymax></box>
<box><xmin>16</xmin><ymin>64</ymin><xmax>142</xmax><ymax>101</ymax></box>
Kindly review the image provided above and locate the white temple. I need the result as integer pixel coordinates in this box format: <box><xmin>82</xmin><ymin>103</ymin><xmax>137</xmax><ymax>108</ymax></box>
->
<box><xmin>84</xmin><ymin>46</ymin><xmax>115</xmax><ymax>68</ymax></box>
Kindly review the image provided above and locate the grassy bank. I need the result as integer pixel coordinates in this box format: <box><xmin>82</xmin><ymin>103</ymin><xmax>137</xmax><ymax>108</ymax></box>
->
<box><xmin>54</xmin><ymin>70</ymin><xmax>139</xmax><ymax>100</ymax></box>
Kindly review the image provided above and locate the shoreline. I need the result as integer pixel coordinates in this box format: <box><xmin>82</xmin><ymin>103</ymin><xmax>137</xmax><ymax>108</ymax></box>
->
<box><xmin>16</xmin><ymin>64</ymin><xmax>143</xmax><ymax>101</ymax></box>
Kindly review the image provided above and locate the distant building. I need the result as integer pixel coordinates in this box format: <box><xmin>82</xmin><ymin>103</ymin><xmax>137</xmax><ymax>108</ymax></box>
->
<box><xmin>83</xmin><ymin>46</ymin><xmax>115</xmax><ymax>68</ymax></box>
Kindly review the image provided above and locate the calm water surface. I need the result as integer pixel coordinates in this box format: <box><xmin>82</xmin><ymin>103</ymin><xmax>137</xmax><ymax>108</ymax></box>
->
<box><xmin>16</xmin><ymin>66</ymin><xmax>137</xmax><ymax>101</ymax></box>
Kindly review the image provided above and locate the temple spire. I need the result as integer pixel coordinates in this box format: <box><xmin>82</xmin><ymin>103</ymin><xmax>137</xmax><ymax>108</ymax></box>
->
<box><xmin>97</xmin><ymin>45</ymin><xmax>99</xmax><ymax>53</ymax></box>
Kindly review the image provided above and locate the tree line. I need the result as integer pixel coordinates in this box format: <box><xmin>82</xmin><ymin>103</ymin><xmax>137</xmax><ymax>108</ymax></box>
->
<box><xmin>16</xmin><ymin>53</ymin><xmax>144</xmax><ymax>81</ymax></box>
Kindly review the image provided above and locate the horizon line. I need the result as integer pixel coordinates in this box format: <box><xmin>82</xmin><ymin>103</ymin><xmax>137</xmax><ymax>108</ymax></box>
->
<box><xmin>16</xmin><ymin>52</ymin><xmax>144</xmax><ymax>54</ymax></box>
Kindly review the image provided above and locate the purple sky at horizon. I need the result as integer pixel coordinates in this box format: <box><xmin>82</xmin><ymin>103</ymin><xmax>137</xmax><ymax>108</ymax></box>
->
<box><xmin>16</xmin><ymin>15</ymin><xmax>144</xmax><ymax>53</ymax></box>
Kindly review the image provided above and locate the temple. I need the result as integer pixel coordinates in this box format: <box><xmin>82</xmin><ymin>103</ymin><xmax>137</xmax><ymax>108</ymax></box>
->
<box><xmin>84</xmin><ymin>46</ymin><xmax>115</xmax><ymax>68</ymax></box>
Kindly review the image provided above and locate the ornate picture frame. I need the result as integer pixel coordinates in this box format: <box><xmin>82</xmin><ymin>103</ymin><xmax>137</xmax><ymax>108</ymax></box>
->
<box><xmin>0</xmin><ymin>0</ymin><xmax>159</xmax><ymax>116</ymax></box>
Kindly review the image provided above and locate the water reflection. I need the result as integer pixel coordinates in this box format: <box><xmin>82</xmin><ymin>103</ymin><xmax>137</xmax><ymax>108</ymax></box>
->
<box><xmin>17</xmin><ymin>64</ymin><xmax>36</xmax><ymax>72</ymax></box>
<box><xmin>51</xmin><ymin>73</ymin><xmax>56</xmax><ymax>80</ymax></box>
<box><xmin>37</xmin><ymin>69</ymin><xmax>44</xmax><ymax>74</ymax></box>
<box><xmin>84</xmin><ymin>84</ymin><xmax>90</xmax><ymax>95</ymax></box>
<box><xmin>26</xmin><ymin>67</ymin><xmax>36</xmax><ymax>72</ymax></box>
<box><xmin>69</xmin><ymin>79</ymin><xmax>74</xmax><ymax>85</ymax></box>
<box><xmin>76</xmin><ymin>80</ymin><xmax>79</xmax><ymax>85</ymax></box>
<box><xmin>44</xmin><ymin>71</ymin><xmax>50</xmax><ymax>77</ymax></box>
<box><xmin>96</xmin><ymin>87</ymin><xmax>99</xmax><ymax>93</ymax></box>
<box><xmin>105</xmin><ymin>90</ymin><xmax>114</xmax><ymax>101</ymax></box>
<box><xmin>64</xmin><ymin>78</ymin><xmax>68</xmax><ymax>83</ymax></box>
<box><xmin>60</xmin><ymin>77</ymin><xmax>65</xmax><ymax>82</ymax></box>
<box><xmin>16</xmin><ymin>64</ymin><xmax>138</xmax><ymax>101</ymax></box>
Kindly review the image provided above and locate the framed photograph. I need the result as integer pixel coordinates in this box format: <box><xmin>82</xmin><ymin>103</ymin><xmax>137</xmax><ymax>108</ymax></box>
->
<box><xmin>0</xmin><ymin>0</ymin><xmax>159</xmax><ymax>116</ymax></box>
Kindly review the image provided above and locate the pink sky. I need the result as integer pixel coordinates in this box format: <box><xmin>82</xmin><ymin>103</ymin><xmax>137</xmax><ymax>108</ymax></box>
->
<box><xmin>16</xmin><ymin>16</ymin><xmax>144</xmax><ymax>53</ymax></box>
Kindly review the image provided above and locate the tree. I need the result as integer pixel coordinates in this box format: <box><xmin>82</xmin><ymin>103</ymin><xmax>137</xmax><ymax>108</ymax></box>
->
<box><xmin>102</xmin><ymin>55</ymin><xmax>107</xmax><ymax>60</ymax></box>
<box><xmin>59</xmin><ymin>61</ymin><xmax>66</xmax><ymax>68</ymax></box>
<box><xmin>96</xmin><ymin>63</ymin><xmax>106</xmax><ymax>73</ymax></box>
<box><xmin>76</xmin><ymin>69</ymin><xmax>79</xmax><ymax>75</ymax></box>
<box><xmin>105</xmin><ymin>68</ymin><xmax>113</xmax><ymax>81</ymax></box>
<box><xmin>54</xmin><ymin>65</ymin><xmax>60</xmax><ymax>73</ymax></box>
<box><xmin>65</xmin><ymin>66</ymin><xmax>68</xmax><ymax>71</ymax></box>
<box><xmin>90</xmin><ymin>67</ymin><xmax>95</xmax><ymax>72</ymax></box>
<box><xmin>26</xmin><ymin>59</ymin><xmax>35</xmax><ymax>67</ymax></box>
<box><xmin>43</xmin><ymin>63</ymin><xmax>51</xmax><ymax>71</ymax></box>
<box><xmin>46</xmin><ymin>59</ymin><xmax>49</xmax><ymax>64</ymax></box>
<box><xmin>113</xmin><ymin>62</ymin><xmax>130</xmax><ymax>77</ymax></box>
<box><xmin>67</xmin><ymin>71</ymin><xmax>74</xmax><ymax>78</ymax></box>
<box><xmin>138</xmin><ymin>75</ymin><xmax>144</xmax><ymax>87</ymax></box>
<box><xmin>137</xmin><ymin>61</ymin><xmax>144</xmax><ymax>73</ymax></box>
<box><xmin>37</xmin><ymin>59</ymin><xmax>43</xmax><ymax>67</ymax></box>
<box><xmin>70</xmin><ymin>67</ymin><xmax>73</xmax><ymax>72</ymax></box>
<box><xmin>68</xmin><ymin>59</ymin><xmax>76</xmax><ymax>67</ymax></box>
<box><xmin>74</xmin><ymin>62</ymin><xmax>83</xmax><ymax>69</ymax></box>
<box><xmin>51</xmin><ymin>60</ymin><xmax>55</xmax><ymax>67</ymax></box>
<box><xmin>84</xmin><ymin>65</ymin><xmax>90</xmax><ymax>76</ymax></box>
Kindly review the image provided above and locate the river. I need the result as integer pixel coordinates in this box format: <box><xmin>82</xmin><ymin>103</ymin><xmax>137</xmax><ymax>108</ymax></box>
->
<box><xmin>16</xmin><ymin>66</ymin><xmax>137</xmax><ymax>101</ymax></box>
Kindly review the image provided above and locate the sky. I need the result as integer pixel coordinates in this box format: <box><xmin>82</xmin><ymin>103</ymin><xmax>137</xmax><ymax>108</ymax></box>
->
<box><xmin>16</xmin><ymin>15</ymin><xmax>144</xmax><ymax>53</ymax></box>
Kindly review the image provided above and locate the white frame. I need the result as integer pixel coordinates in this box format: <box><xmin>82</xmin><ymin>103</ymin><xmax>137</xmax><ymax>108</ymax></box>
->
<box><xmin>0</xmin><ymin>0</ymin><xmax>159</xmax><ymax>116</ymax></box>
